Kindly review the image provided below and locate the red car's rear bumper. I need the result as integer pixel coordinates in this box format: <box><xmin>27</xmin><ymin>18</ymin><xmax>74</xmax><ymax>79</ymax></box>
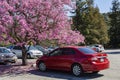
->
<box><xmin>83</xmin><ymin>61</ymin><xmax>109</xmax><ymax>72</ymax></box>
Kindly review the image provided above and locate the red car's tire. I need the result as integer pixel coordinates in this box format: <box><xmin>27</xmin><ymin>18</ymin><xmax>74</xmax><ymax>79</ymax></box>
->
<box><xmin>38</xmin><ymin>62</ymin><xmax>46</xmax><ymax>72</ymax></box>
<box><xmin>72</xmin><ymin>64</ymin><xmax>83</xmax><ymax>76</ymax></box>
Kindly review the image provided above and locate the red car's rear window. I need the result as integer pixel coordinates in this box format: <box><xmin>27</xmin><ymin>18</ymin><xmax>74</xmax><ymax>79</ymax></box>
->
<box><xmin>78</xmin><ymin>47</ymin><xmax>96</xmax><ymax>54</ymax></box>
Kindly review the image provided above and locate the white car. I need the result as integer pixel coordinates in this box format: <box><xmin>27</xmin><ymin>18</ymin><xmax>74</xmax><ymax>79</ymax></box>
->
<box><xmin>8</xmin><ymin>45</ymin><xmax>43</xmax><ymax>58</ymax></box>
<box><xmin>88</xmin><ymin>44</ymin><xmax>105</xmax><ymax>52</ymax></box>
<box><xmin>34</xmin><ymin>45</ymin><xmax>48</xmax><ymax>54</ymax></box>
<box><xmin>46</xmin><ymin>46</ymin><xmax>59</xmax><ymax>53</ymax></box>
<box><xmin>47</xmin><ymin>47</ymin><xmax>54</xmax><ymax>52</ymax></box>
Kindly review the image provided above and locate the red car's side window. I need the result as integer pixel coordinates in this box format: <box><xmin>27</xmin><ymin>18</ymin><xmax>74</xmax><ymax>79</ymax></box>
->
<box><xmin>49</xmin><ymin>48</ymin><xmax>76</xmax><ymax>56</ymax></box>
<box><xmin>62</xmin><ymin>48</ymin><xmax>76</xmax><ymax>55</ymax></box>
<box><xmin>50</xmin><ymin>49</ymin><xmax>62</xmax><ymax>56</ymax></box>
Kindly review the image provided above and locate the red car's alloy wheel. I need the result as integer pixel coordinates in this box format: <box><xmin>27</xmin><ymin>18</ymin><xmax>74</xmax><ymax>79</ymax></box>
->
<box><xmin>39</xmin><ymin>62</ymin><xmax>46</xmax><ymax>71</ymax></box>
<box><xmin>72</xmin><ymin>64</ymin><xmax>83</xmax><ymax>76</ymax></box>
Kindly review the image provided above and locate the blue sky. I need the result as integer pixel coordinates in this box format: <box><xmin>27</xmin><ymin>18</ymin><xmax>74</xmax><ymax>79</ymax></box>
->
<box><xmin>94</xmin><ymin>0</ymin><xmax>120</xmax><ymax>13</ymax></box>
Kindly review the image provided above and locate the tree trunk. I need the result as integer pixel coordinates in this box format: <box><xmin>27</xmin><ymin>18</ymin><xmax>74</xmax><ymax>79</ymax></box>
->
<box><xmin>22</xmin><ymin>45</ymin><xmax>28</xmax><ymax>65</ymax></box>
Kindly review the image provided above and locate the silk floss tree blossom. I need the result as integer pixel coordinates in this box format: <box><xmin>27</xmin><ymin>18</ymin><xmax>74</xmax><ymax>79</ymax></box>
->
<box><xmin>0</xmin><ymin>0</ymin><xmax>84</xmax><ymax>65</ymax></box>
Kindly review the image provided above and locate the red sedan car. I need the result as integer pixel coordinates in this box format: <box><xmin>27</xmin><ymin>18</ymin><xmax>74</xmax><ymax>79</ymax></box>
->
<box><xmin>36</xmin><ymin>46</ymin><xmax>109</xmax><ymax>76</ymax></box>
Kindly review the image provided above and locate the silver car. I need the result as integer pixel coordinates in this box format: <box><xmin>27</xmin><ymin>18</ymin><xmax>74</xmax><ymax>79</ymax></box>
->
<box><xmin>88</xmin><ymin>44</ymin><xmax>105</xmax><ymax>52</ymax></box>
<box><xmin>8</xmin><ymin>45</ymin><xmax>43</xmax><ymax>58</ymax></box>
<box><xmin>0</xmin><ymin>47</ymin><xmax>17</xmax><ymax>64</ymax></box>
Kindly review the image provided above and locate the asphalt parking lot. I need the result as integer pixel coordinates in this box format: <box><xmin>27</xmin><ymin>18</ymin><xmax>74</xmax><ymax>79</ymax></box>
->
<box><xmin>0</xmin><ymin>49</ymin><xmax>120</xmax><ymax>80</ymax></box>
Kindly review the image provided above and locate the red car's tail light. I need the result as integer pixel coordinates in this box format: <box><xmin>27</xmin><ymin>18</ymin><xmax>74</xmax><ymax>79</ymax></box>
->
<box><xmin>84</xmin><ymin>57</ymin><xmax>98</xmax><ymax>63</ymax></box>
<box><xmin>90</xmin><ymin>55</ymin><xmax>108</xmax><ymax>63</ymax></box>
<box><xmin>91</xmin><ymin>57</ymin><xmax>98</xmax><ymax>61</ymax></box>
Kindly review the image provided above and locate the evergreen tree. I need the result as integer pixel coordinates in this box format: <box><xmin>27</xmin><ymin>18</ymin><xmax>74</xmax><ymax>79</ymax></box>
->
<box><xmin>109</xmin><ymin>0</ymin><xmax>120</xmax><ymax>48</ymax></box>
<box><xmin>73</xmin><ymin>0</ymin><xmax>109</xmax><ymax>45</ymax></box>
<box><xmin>102</xmin><ymin>13</ymin><xmax>111</xmax><ymax>27</ymax></box>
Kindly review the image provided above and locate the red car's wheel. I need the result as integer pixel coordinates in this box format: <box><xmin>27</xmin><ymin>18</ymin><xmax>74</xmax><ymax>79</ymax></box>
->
<box><xmin>38</xmin><ymin>62</ymin><xmax>46</xmax><ymax>71</ymax></box>
<box><xmin>72</xmin><ymin>64</ymin><xmax>83</xmax><ymax>76</ymax></box>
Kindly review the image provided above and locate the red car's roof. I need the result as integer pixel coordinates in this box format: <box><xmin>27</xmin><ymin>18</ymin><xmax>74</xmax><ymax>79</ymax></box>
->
<box><xmin>60</xmin><ymin>46</ymin><xmax>86</xmax><ymax>49</ymax></box>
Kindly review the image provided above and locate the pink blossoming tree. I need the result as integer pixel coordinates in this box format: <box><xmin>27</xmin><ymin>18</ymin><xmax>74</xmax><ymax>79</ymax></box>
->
<box><xmin>0</xmin><ymin>0</ymin><xmax>84</xmax><ymax>65</ymax></box>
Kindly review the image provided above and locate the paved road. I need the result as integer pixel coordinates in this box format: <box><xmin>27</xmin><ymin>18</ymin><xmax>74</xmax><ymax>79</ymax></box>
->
<box><xmin>0</xmin><ymin>49</ymin><xmax>120</xmax><ymax>80</ymax></box>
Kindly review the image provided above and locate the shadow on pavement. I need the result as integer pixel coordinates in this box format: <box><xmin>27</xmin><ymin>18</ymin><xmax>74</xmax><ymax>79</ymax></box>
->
<box><xmin>0</xmin><ymin>62</ymin><xmax>34</xmax><ymax>76</ymax></box>
<box><xmin>28</xmin><ymin>69</ymin><xmax>104</xmax><ymax>80</ymax></box>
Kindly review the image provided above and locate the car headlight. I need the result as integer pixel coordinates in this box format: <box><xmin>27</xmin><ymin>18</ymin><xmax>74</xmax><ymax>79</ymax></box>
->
<box><xmin>12</xmin><ymin>55</ymin><xmax>18</xmax><ymax>59</ymax></box>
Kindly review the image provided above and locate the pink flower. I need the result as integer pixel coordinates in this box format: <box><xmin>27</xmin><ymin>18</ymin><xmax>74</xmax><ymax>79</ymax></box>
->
<box><xmin>0</xmin><ymin>0</ymin><xmax>84</xmax><ymax>46</ymax></box>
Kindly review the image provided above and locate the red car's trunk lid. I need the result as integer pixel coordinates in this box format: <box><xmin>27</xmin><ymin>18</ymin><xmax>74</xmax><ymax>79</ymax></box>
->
<box><xmin>90</xmin><ymin>52</ymin><xmax>108</xmax><ymax>62</ymax></box>
<box><xmin>93</xmin><ymin>52</ymin><xmax>107</xmax><ymax>57</ymax></box>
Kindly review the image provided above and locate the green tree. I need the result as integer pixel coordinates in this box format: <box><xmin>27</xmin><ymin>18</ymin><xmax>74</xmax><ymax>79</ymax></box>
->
<box><xmin>109</xmin><ymin>0</ymin><xmax>120</xmax><ymax>48</ymax></box>
<box><xmin>73</xmin><ymin>0</ymin><xmax>109</xmax><ymax>45</ymax></box>
<box><xmin>102</xmin><ymin>13</ymin><xmax>111</xmax><ymax>27</ymax></box>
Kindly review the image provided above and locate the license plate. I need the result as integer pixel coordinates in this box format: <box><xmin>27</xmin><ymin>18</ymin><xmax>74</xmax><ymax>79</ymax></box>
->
<box><xmin>100</xmin><ymin>58</ymin><xmax>104</xmax><ymax>62</ymax></box>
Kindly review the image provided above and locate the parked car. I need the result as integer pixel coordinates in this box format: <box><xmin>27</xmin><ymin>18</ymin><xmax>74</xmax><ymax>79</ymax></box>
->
<box><xmin>0</xmin><ymin>47</ymin><xmax>17</xmax><ymax>64</ymax></box>
<box><xmin>46</xmin><ymin>46</ymin><xmax>58</xmax><ymax>52</ymax></box>
<box><xmin>34</xmin><ymin>45</ymin><xmax>48</xmax><ymax>55</ymax></box>
<box><xmin>36</xmin><ymin>46</ymin><xmax>109</xmax><ymax>76</ymax></box>
<box><xmin>7</xmin><ymin>45</ymin><xmax>43</xmax><ymax>58</ymax></box>
<box><xmin>88</xmin><ymin>44</ymin><xmax>105</xmax><ymax>52</ymax></box>
<box><xmin>46</xmin><ymin>47</ymin><xmax>54</xmax><ymax>52</ymax></box>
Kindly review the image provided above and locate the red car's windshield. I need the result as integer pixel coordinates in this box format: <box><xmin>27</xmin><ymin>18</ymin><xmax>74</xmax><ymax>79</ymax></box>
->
<box><xmin>78</xmin><ymin>47</ymin><xmax>96</xmax><ymax>54</ymax></box>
